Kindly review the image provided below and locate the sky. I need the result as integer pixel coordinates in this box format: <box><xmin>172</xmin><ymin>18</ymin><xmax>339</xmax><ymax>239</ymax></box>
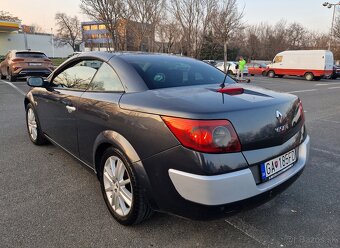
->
<box><xmin>0</xmin><ymin>0</ymin><xmax>336</xmax><ymax>33</ymax></box>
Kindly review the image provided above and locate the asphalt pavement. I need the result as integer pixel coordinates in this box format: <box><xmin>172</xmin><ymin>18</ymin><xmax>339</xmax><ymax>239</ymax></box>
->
<box><xmin>0</xmin><ymin>76</ymin><xmax>339</xmax><ymax>248</ymax></box>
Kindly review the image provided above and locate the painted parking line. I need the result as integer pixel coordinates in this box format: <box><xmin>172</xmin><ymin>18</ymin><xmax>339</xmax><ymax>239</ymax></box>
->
<box><xmin>315</xmin><ymin>82</ymin><xmax>340</xmax><ymax>86</ymax></box>
<box><xmin>311</xmin><ymin>147</ymin><xmax>340</xmax><ymax>158</ymax></box>
<box><xmin>0</xmin><ymin>79</ymin><xmax>25</xmax><ymax>96</ymax></box>
<box><xmin>286</xmin><ymin>89</ymin><xmax>317</xmax><ymax>94</ymax></box>
<box><xmin>328</xmin><ymin>86</ymin><xmax>340</xmax><ymax>90</ymax></box>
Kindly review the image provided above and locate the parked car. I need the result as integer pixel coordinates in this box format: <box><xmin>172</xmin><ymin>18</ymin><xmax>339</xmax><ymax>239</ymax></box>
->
<box><xmin>266</xmin><ymin>50</ymin><xmax>333</xmax><ymax>81</ymax></box>
<box><xmin>247</xmin><ymin>62</ymin><xmax>268</xmax><ymax>76</ymax></box>
<box><xmin>330</xmin><ymin>65</ymin><xmax>340</xmax><ymax>79</ymax></box>
<box><xmin>25</xmin><ymin>52</ymin><xmax>310</xmax><ymax>225</ymax></box>
<box><xmin>0</xmin><ymin>50</ymin><xmax>54</xmax><ymax>82</ymax></box>
<box><xmin>202</xmin><ymin>60</ymin><xmax>217</xmax><ymax>66</ymax></box>
<box><xmin>216</xmin><ymin>61</ymin><xmax>248</xmax><ymax>75</ymax></box>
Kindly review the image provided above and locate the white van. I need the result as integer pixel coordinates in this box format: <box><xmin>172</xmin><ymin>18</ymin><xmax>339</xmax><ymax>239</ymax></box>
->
<box><xmin>266</xmin><ymin>50</ymin><xmax>334</xmax><ymax>81</ymax></box>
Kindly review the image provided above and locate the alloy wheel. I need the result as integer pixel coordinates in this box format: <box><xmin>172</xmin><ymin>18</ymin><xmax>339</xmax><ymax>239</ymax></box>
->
<box><xmin>27</xmin><ymin>108</ymin><xmax>38</xmax><ymax>141</ymax></box>
<box><xmin>103</xmin><ymin>156</ymin><xmax>133</xmax><ymax>217</ymax></box>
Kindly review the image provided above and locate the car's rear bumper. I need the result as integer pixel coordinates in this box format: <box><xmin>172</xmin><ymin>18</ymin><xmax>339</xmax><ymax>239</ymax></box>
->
<box><xmin>169</xmin><ymin>135</ymin><xmax>309</xmax><ymax>206</ymax></box>
<box><xmin>15</xmin><ymin>68</ymin><xmax>52</xmax><ymax>77</ymax></box>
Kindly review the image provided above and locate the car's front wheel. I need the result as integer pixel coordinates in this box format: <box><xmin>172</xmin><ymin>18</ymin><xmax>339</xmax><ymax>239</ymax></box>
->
<box><xmin>99</xmin><ymin>147</ymin><xmax>153</xmax><ymax>225</ymax></box>
<box><xmin>26</xmin><ymin>103</ymin><xmax>47</xmax><ymax>145</ymax></box>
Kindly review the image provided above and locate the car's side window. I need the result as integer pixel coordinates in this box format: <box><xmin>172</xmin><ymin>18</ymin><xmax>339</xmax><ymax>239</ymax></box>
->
<box><xmin>87</xmin><ymin>62</ymin><xmax>124</xmax><ymax>92</ymax></box>
<box><xmin>52</xmin><ymin>60</ymin><xmax>102</xmax><ymax>90</ymax></box>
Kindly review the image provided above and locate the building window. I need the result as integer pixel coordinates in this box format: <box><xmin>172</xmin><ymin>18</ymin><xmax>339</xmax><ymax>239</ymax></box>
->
<box><xmin>83</xmin><ymin>25</ymin><xmax>90</xmax><ymax>31</ymax></box>
<box><xmin>99</xmin><ymin>24</ymin><xmax>106</xmax><ymax>30</ymax></box>
<box><xmin>91</xmin><ymin>25</ymin><xmax>98</xmax><ymax>30</ymax></box>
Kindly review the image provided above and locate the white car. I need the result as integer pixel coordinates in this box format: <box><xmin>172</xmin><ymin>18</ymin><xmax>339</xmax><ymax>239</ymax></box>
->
<box><xmin>216</xmin><ymin>61</ymin><xmax>248</xmax><ymax>75</ymax></box>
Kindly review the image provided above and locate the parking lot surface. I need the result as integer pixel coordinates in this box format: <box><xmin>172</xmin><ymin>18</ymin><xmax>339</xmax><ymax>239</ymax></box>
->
<box><xmin>0</xmin><ymin>76</ymin><xmax>339</xmax><ymax>248</ymax></box>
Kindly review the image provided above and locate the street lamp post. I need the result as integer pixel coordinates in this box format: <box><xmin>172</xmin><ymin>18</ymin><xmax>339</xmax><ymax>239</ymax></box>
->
<box><xmin>323</xmin><ymin>2</ymin><xmax>340</xmax><ymax>50</ymax></box>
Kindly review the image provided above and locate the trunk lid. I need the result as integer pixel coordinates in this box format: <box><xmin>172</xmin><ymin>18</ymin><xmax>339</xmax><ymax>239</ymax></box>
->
<box><xmin>119</xmin><ymin>84</ymin><xmax>303</xmax><ymax>150</ymax></box>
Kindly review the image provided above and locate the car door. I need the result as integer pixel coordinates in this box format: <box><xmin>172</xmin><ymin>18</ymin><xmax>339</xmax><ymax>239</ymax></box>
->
<box><xmin>253</xmin><ymin>63</ymin><xmax>261</xmax><ymax>74</ymax></box>
<box><xmin>76</xmin><ymin>62</ymin><xmax>125</xmax><ymax>166</ymax></box>
<box><xmin>35</xmin><ymin>59</ymin><xmax>100</xmax><ymax>156</ymax></box>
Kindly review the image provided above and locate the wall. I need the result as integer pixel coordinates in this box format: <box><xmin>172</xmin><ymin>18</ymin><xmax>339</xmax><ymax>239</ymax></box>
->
<box><xmin>0</xmin><ymin>32</ymin><xmax>76</xmax><ymax>57</ymax></box>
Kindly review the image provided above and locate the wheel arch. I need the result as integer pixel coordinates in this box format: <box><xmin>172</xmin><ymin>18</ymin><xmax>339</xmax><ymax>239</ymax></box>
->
<box><xmin>93</xmin><ymin>130</ymin><xmax>141</xmax><ymax>175</ymax></box>
<box><xmin>93</xmin><ymin>131</ymin><xmax>158</xmax><ymax>209</ymax></box>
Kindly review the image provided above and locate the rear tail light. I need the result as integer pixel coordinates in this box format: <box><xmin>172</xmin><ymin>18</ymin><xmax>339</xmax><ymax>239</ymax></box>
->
<box><xmin>13</xmin><ymin>67</ymin><xmax>21</xmax><ymax>71</ymax></box>
<box><xmin>298</xmin><ymin>100</ymin><xmax>305</xmax><ymax>123</ymax></box>
<box><xmin>162</xmin><ymin>117</ymin><xmax>241</xmax><ymax>153</ymax></box>
<box><xmin>12</xmin><ymin>59</ymin><xmax>24</xmax><ymax>63</ymax></box>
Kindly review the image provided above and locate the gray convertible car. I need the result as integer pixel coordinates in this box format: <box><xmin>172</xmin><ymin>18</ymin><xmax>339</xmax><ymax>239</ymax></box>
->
<box><xmin>25</xmin><ymin>52</ymin><xmax>310</xmax><ymax>225</ymax></box>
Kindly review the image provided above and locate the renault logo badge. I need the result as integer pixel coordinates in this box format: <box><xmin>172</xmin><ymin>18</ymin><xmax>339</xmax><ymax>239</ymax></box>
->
<box><xmin>276</xmin><ymin>110</ymin><xmax>283</xmax><ymax>124</ymax></box>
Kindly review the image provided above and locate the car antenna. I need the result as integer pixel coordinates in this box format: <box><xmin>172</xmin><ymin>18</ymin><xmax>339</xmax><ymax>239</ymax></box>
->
<box><xmin>220</xmin><ymin>63</ymin><xmax>231</xmax><ymax>89</ymax></box>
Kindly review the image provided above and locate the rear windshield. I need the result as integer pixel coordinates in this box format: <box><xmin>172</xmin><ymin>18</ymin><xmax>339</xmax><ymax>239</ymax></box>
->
<box><xmin>121</xmin><ymin>55</ymin><xmax>235</xmax><ymax>89</ymax></box>
<box><xmin>15</xmin><ymin>52</ymin><xmax>47</xmax><ymax>58</ymax></box>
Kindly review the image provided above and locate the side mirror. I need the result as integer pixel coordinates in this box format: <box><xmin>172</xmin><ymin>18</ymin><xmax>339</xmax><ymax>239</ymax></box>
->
<box><xmin>27</xmin><ymin>77</ymin><xmax>45</xmax><ymax>87</ymax></box>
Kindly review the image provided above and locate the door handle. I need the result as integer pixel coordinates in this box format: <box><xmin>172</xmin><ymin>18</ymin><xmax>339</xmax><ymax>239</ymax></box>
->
<box><xmin>66</xmin><ymin>105</ymin><xmax>76</xmax><ymax>113</ymax></box>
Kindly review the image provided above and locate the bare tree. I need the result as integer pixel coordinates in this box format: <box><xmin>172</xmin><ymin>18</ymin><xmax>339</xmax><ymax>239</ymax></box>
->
<box><xmin>80</xmin><ymin>0</ymin><xmax>127</xmax><ymax>50</ymax></box>
<box><xmin>211</xmin><ymin>0</ymin><xmax>243</xmax><ymax>71</ymax></box>
<box><xmin>127</xmin><ymin>0</ymin><xmax>165</xmax><ymax>51</ymax></box>
<box><xmin>286</xmin><ymin>22</ymin><xmax>307</xmax><ymax>49</ymax></box>
<box><xmin>156</xmin><ymin>18</ymin><xmax>182</xmax><ymax>53</ymax></box>
<box><xmin>29</xmin><ymin>24</ymin><xmax>44</xmax><ymax>33</ymax></box>
<box><xmin>55</xmin><ymin>13</ymin><xmax>83</xmax><ymax>52</ymax></box>
<box><xmin>243</xmin><ymin>25</ymin><xmax>262</xmax><ymax>60</ymax></box>
<box><xmin>0</xmin><ymin>11</ymin><xmax>20</xmax><ymax>22</ymax></box>
<box><xmin>169</xmin><ymin>0</ymin><xmax>217</xmax><ymax>58</ymax></box>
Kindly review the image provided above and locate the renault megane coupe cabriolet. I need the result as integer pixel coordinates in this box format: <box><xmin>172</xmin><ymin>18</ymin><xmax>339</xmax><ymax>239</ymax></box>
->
<box><xmin>25</xmin><ymin>52</ymin><xmax>310</xmax><ymax>225</ymax></box>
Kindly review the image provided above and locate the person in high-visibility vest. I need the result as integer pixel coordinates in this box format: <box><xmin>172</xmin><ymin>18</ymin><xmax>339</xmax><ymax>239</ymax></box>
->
<box><xmin>238</xmin><ymin>56</ymin><xmax>246</xmax><ymax>80</ymax></box>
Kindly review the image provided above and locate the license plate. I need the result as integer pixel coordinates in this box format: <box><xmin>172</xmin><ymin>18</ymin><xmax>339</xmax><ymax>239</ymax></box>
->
<box><xmin>29</xmin><ymin>63</ymin><xmax>42</xmax><ymax>66</ymax></box>
<box><xmin>261</xmin><ymin>149</ymin><xmax>296</xmax><ymax>181</ymax></box>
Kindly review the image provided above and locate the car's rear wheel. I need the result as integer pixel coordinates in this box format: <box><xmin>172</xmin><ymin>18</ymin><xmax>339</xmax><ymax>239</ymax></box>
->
<box><xmin>99</xmin><ymin>147</ymin><xmax>153</xmax><ymax>225</ymax></box>
<box><xmin>267</xmin><ymin>70</ymin><xmax>275</xmax><ymax>78</ymax></box>
<box><xmin>26</xmin><ymin>103</ymin><xmax>47</xmax><ymax>145</ymax></box>
<box><xmin>262</xmin><ymin>71</ymin><xmax>267</xmax><ymax>76</ymax></box>
<box><xmin>305</xmin><ymin>72</ymin><xmax>314</xmax><ymax>81</ymax></box>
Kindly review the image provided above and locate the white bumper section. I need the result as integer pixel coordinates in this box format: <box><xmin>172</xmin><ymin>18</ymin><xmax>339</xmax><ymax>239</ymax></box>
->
<box><xmin>169</xmin><ymin>135</ymin><xmax>310</xmax><ymax>206</ymax></box>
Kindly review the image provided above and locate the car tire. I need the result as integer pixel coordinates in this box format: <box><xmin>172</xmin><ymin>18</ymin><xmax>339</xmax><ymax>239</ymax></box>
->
<box><xmin>304</xmin><ymin>72</ymin><xmax>314</xmax><ymax>81</ymax></box>
<box><xmin>251</xmin><ymin>74</ymin><xmax>254</xmax><ymax>76</ymax></box>
<box><xmin>26</xmin><ymin>103</ymin><xmax>47</xmax><ymax>145</ymax></box>
<box><xmin>267</xmin><ymin>70</ymin><xmax>275</xmax><ymax>78</ymax></box>
<box><xmin>99</xmin><ymin>147</ymin><xmax>153</xmax><ymax>225</ymax></box>
<box><xmin>262</xmin><ymin>71</ymin><xmax>267</xmax><ymax>76</ymax></box>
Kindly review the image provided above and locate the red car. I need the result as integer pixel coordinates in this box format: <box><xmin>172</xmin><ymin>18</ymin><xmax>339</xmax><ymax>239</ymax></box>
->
<box><xmin>247</xmin><ymin>62</ymin><xmax>268</xmax><ymax>76</ymax></box>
